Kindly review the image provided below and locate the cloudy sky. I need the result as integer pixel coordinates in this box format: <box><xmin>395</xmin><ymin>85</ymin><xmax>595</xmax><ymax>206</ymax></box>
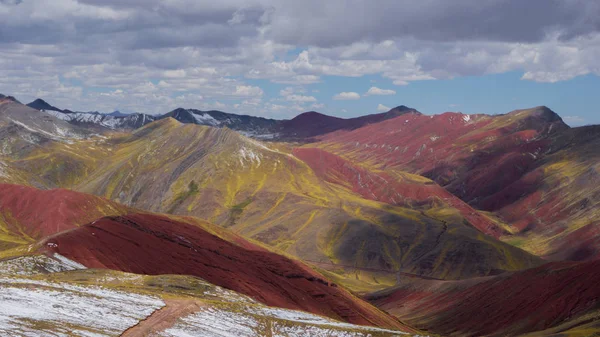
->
<box><xmin>0</xmin><ymin>0</ymin><xmax>599</xmax><ymax>125</ymax></box>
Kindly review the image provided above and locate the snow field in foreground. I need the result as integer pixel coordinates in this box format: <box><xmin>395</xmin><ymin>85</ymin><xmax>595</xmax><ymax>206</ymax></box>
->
<box><xmin>0</xmin><ymin>278</ymin><xmax>164</xmax><ymax>337</ymax></box>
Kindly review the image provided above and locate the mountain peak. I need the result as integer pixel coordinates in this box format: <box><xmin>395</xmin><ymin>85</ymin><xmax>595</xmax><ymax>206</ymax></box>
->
<box><xmin>31</xmin><ymin>98</ymin><xmax>49</xmax><ymax>105</ymax></box>
<box><xmin>386</xmin><ymin>105</ymin><xmax>421</xmax><ymax>116</ymax></box>
<box><xmin>290</xmin><ymin>111</ymin><xmax>342</xmax><ymax>123</ymax></box>
<box><xmin>27</xmin><ymin>98</ymin><xmax>63</xmax><ymax>112</ymax></box>
<box><xmin>107</xmin><ymin>110</ymin><xmax>129</xmax><ymax>117</ymax></box>
<box><xmin>529</xmin><ymin>106</ymin><xmax>563</xmax><ymax>122</ymax></box>
<box><xmin>161</xmin><ymin>108</ymin><xmax>197</xmax><ymax>124</ymax></box>
<box><xmin>503</xmin><ymin>106</ymin><xmax>569</xmax><ymax>134</ymax></box>
<box><xmin>507</xmin><ymin>106</ymin><xmax>567</xmax><ymax>125</ymax></box>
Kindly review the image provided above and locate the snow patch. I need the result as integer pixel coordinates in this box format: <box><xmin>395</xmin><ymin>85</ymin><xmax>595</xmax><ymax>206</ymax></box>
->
<box><xmin>52</xmin><ymin>253</ymin><xmax>87</xmax><ymax>270</ymax></box>
<box><xmin>42</xmin><ymin>109</ymin><xmax>151</xmax><ymax>130</ymax></box>
<box><xmin>9</xmin><ymin>119</ymin><xmax>81</xmax><ymax>142</ymax></box>
<box><xmin>44</xmin><ymin>110</ymin><xmax>71</xmax><ymax>121</ymax></box>
<box><xmin>192</xmin><ymin>112</ymin><xmax>220</xmax><ymax>126</ymax></box>
<box><xmin>0</xmin><ymin>160</ymin><xmax>7</xmax><ymax>178</ymax></box>
<box><xmin>463</xmin><ymin>114</ymin><xmax>471</xmax><ymax>123</ymax></box>
<box><xmin>160</xmin><ymin>305</ymin><xmax>411</xmax><ymax>337</ymax></box>
<box><xmin>0</xmin><ymin>254</ymin><xmax>86</xmax><ymax>276</ymax></box>
<box><xmin>239</xmin><ymin>131</ymin><xmax>279</xmax><ymax>140</ymax></box>
<box><xmin>238</xmin><ymin>146</ymin><xmax>261</xmax><ymax>167</ymax></box>
<box><xmin>0</xmin><ymin>277</ymin><xmax>164</xmax><ymax>336</ymax></box>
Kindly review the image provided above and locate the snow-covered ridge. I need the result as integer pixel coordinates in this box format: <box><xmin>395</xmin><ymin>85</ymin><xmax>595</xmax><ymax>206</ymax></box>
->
<box><xmin>43</xmin><ymin>109</ymin><xmax>155</xmax><ymax>130</ymax></box>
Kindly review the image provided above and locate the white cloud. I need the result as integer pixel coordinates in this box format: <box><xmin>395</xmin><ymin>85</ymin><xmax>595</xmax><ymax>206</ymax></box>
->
<box><xmin>285</xmin><ymin>94</ymin><xmax>317</xmax><ymax>102</ymax></box>
<box><xmin>279</xmin><ymin>87</ymin><xmax>295</xmax><ymax>97</ymax></box>
<box><xmin>277</xmin><ymin>86</ymin><xmax>316</xmax><ymax>103</ymax></box>
<box><xmin>233</xmin><ymin>85</ymin><xmax>264</xmax><ymax>97</ymax></box>
<box><xmin>377</xmin><ymin>103</ymin><xmax>391</xmax><ymax>112</ymax></box>
<box><xmin>365</xmin><ymin>87</ymin><xmax>396</xmax><ymax>96</ymax></box>
<box><xmin>0</xmin><ymin>0</ymin><xmax>598</xmax><ymax>119</ymax></box>
<box><xmin>333</xmin><ymin>92</ymin><xmax>360</xmax><ymax>100</ymax></box>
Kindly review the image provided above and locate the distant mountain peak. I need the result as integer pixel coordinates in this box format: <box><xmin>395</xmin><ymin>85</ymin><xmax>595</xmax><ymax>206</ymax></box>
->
<box><xmin>27</xmin><ymin>98</ymin><xmax>63</xmax><ymax>112</ymax></box>
<box><xmin>107</xmin><ymin>110</ymin><xmax>129</xmax><ymax>117</ymax></box>
<box><xmin>386</xmin><ymin>105</ymin><xmax>421</xmax><ymax>116</ymax></box>
<box><xmin>163</xmin><ymin>107</ymin><xmax>197</xmax><ymax>124</ymax></box>
<box><xmin>31</xmin><ymin>98</ymin><xmax>49</xmax><ymax>105</ymax></box>
<box><xmin>290</xmin><ymin>111</ymin><xmax>341</xmax><ymax>122</ymax></box>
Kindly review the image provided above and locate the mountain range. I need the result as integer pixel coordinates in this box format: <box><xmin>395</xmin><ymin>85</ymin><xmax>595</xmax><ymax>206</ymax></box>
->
<box><xmin>1</xmin><ymin>93</ymin><xmax>599</xmax><ymax>336</ymax></box>
<box><xmin>26</xmin><ymin>98</ymin><xmax>418</xmax><ymax>140</ymax></box>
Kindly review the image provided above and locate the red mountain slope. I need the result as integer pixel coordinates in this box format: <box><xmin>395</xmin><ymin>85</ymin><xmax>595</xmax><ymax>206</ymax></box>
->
<box><xmin>316</xmin><ymin>107</ymin><xmax>567</xmax><ymax>205</ymax></box>
<box><xmin>0</xmin><ymin>184</ymin><xmax>127</xmax><ymax>239</ymax></box>
<box><xmin>41</xmin><ymin>213</ymin><xmax>413</xmax><ymax>331</ymax></box>
<box><xmin>368</xmin><ymin>259</ymin><xmax>600</xmax><ymax>336</ymax></box>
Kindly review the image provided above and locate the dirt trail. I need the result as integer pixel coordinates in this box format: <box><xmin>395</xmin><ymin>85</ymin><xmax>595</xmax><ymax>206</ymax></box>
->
<box><xmin>121</xmin><ymin>298</ymin><xmax>204</xmax><ymax>337</ymax></box>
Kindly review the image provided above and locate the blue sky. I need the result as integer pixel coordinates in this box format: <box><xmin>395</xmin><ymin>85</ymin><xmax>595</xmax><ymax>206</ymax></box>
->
<box><xmin>245</xmin><ymin>72</ymin><xmax>599</xmax><ymax>126</ymax></box>
<box><xmin>0</xmin><ymin>0</ymin><xmax>598</xmax><ymax>127</ymax></box>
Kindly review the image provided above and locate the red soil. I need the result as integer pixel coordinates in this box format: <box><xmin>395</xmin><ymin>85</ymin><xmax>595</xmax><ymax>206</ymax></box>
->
<box><xmin>42</xmin><ymin>213</ymin><xmax>412</xmax><ymax>331</ymax></box>
<box><xmin>0</xmin><ymin>183</ymin><xmax>127</xmax><ymax>238</ymax></box>
<box><xmin>317</xmin><ymin>108</ymin><xmax>567</xmax><ymax>209</ymax></box>
<box><xmin>293</xmin><ymin>148</ymin><xmax>506</xmax><ymax>237</ymax></box>
<box><xmin>544</xmin><ymin>222</ymin><xmax>600</xmax><ymax>261</ymax></box>
<box><xmin>369</xmin><ymin>260</ymin><xmax>600</xmax><ymax>336</ymax></box>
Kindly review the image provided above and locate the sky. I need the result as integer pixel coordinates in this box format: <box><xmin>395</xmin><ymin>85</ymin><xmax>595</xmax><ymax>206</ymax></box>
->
<box><xmin>0</xmin><ymin>0</ymin><xmax>599</xmax><ymax>126</ymax></box>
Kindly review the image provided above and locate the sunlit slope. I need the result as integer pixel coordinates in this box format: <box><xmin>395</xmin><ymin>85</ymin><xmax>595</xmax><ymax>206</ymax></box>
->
<box><xmin>57</xmin><ymin>118</ymin><xmax>541</xmax><ymax>287</ymax></box>
<box><xmin>0</xmin><ymin>184</ymin><xmax>128</xmax><ymax>255</ymax></box>
<box><xmin>0</xmin><ymin>184</ymin><xmax>255</xmax><ymax>259</ymax></box>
